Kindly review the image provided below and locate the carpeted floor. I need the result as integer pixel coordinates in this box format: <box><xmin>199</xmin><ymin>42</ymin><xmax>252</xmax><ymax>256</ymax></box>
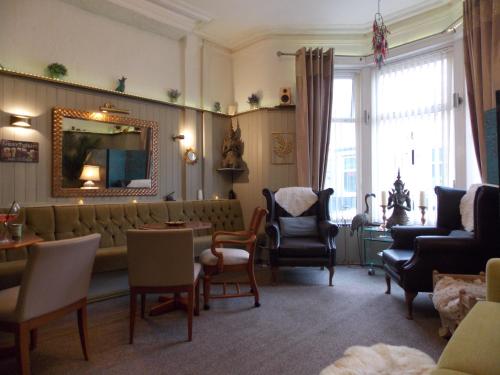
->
<box><xmin>0</xmin><ymin>266</ymin><xmax>446</xmax><ymax>375</ymax></box>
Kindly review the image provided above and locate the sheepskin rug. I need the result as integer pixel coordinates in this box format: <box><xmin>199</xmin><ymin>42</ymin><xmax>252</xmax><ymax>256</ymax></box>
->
<box><xmin>320</xmin><ymin>344</ymin><xmax>436</xmax><ymax>375</ymax></box>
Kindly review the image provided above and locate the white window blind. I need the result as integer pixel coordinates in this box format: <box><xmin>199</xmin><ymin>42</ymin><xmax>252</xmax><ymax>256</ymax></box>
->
<box><xmin>372</xmin><ymin>50</ymin><xmax>454</xmax><ymax>223</ymax></box>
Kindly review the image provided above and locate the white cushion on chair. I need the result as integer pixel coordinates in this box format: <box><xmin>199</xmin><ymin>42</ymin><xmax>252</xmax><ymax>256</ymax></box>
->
<box><xmin>200</xmin><ymin>248</ymin><xmax>249</xmax><ymax>266</ymax></box>
<box><xmin>194</xmin><ymin>263</ymin><xmax>201</xmax><ymax>281</ymax></box>
<box><xmin>0</xmin><ymin>286</ymin><xmax>19</xmax><ymax>322</ymax></box>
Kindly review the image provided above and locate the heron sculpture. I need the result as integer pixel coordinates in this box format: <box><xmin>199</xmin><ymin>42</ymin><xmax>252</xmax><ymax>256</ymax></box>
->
<box><xmin>350</xmin><ymin>193</ymin><xmax>376</xmax><ymax>236</ymax></box>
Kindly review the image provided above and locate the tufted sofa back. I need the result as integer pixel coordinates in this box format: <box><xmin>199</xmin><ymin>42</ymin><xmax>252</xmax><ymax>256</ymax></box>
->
<box><xmin>0</xmin><ymin>200</ymin><xmax>244</xmax><ymax>262</ymax></box>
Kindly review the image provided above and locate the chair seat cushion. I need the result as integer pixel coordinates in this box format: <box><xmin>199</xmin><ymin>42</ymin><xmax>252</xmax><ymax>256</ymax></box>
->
<box><xmin>194</xmin><ymin>263</ymin><xmax>201</xmax><ymax>281</ymax></box>
<box><xmin>279</xmin><ymin>237</ymin><xmax>327</xmax><ymax>257</ymax></box>
<box><xmin>200</xmin><ymin>248</ymin><xmax>249</xmax><ymax>266</ymax></box>
<box><xmin>382</xmin><ymin>249</ymin><xmax>414</xmax><ymax>270</ymax></box>
<box><xmin>0</xmin><ymin>286</ymin><xmax>19</xmax><ymax>322</ymax></box>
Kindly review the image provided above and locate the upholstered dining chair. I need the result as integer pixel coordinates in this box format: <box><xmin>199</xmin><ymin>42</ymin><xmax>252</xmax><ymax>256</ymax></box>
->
<box><xmin>0</xmin><ymin>234</ymin><xmax>100</xmax><ymax>375</ymax></box>
<box><xmin>127</xmin><ymin>229</ymin><xmax>201</xmax><ymax>343</ymax></box>
<box><xmin>200</xmin><ymin>207</ymin><xmax>267</xmax><ymax>310</ymax></box>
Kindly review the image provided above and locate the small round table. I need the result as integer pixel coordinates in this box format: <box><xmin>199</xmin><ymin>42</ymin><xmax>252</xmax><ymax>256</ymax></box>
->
<box><xmin>140</xmin><ymin>221</ymin><xmax>212</xmax><ymax>231</ymax></box>
<box><xmin>139</xmin><ymin>221</ymin><xmax>212</xmax><ymax>316</ymax></box>
<box><xmin>0</xmin><ymin>232</ymin><xmax>43</xmax><ymax>250</ymax></box>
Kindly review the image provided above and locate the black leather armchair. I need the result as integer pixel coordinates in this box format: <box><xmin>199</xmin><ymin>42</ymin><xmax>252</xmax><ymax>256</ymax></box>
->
<box><xmin>383</xmin><ymin>185</ymin><xmax>500</xmax><ymax>319</ymax></box>
<box><xmin>262</xmin><ymin>188</ymin><xmax>339</xmax><ymax>285</ymax></box>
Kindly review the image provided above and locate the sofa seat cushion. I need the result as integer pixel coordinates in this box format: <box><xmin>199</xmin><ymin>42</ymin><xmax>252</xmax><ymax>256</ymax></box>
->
<box><xmin>436</xmin><ymin>301</ymin><xmax>500</xmax><ymax>375</ymax></box>
<box><xmin>200</xmin><ymin>248</ymin><xmax>249</xmax><ymax>266</ymax></box>
<box><xmin>382</xmin><ymin>249</ymin><xmax>413</xmax><ymax>270</ymax></box>
<box><xmin>279</xmin><ymin>237</ymin><xmax>327</xmax><ymax>257</ymax></box>
<box><xmin>194</xmin><ymin>235</ymin><xmax>213</xmax><ymax>257</ymax></box>
<box><xmin>93</xmin><ymin>246</ymin><xmax>128</xmax><ymax>273</ymax></box>
<box><xmin>0</xmin><ymin>286</ymin><xmax>19</xmax><ymax>322</ymax></box>
<box><xmin>0</xmin><ymin>260</ymin><xmax>26</xmax><ymax>290</ymax></box>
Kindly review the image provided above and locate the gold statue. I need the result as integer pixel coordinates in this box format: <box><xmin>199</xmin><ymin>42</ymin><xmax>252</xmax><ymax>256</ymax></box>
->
<box><xmin>386</xmin><ymin>170</ymin><xmax>412</xmax><ymax>228</ymax></box>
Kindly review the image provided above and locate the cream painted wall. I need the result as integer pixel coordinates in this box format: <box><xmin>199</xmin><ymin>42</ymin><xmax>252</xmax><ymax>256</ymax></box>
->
<box><xmin>0</xmin><ymin>0</ymin><xmax>182</xmax><ymax>102</ymax></box>
<box><xmin>202</xmin><ymin>42</ymin><xmax>234</xmax><ymax>113</ymax></box>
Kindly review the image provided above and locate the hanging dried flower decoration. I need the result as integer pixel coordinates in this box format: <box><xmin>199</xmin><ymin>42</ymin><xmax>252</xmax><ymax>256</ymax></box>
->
<box><xmin>372</xmin><ymin>0</ymin><xmax>390</xmax><ymax>69</ymax></box>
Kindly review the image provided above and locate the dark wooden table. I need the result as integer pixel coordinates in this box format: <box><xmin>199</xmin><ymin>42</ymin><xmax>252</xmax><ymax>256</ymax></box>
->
<box><xmin>139</xmin><ymin>221</ymin><xmax>212</xmax><ymax>316</ymax></box>
<box><xmin>0</xmin><ymin>232</ymin><xmax>43</xmax><ymax>250</ymax></box>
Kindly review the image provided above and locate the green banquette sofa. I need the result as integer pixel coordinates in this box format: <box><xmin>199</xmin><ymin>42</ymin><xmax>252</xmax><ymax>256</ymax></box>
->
<box><xmin>0</xmin><ymin>200</ymin><xmax>245</xmax><ymax>290</ymax></box>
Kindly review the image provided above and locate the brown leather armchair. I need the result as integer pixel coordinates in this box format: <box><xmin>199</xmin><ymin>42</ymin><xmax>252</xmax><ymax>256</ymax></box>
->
<box><xmin>262</xmin><ymin>188</ymin><xmax>339</xmax><ymax>286</ymax></box>
<box><xmin>383</xmin><ymin>185</ymin><xmax>500</xmax><ymax>319</ymax></box>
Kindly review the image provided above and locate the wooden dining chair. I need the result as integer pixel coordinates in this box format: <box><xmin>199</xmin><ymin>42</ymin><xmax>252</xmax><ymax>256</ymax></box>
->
<box><xmin>200</xmin><ymin>207</ymin><xmax>267</xmax><ymax>310</ymax></box>
<box><xmin>126</xmin><ymin>229</ymin><xmax>201</xmax><ymax>343</ymax></box>
<box><xmin>0</xmin><ymin>234</ymin><xmax>101</xmax><ymax>375</ymax></box>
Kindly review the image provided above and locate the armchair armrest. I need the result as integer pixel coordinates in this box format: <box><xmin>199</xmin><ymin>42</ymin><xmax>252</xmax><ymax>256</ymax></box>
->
<box><xmin>390</xmin><ymin>226</ymin><xmax>449</xmax><ymax>249</ymax></box>
<box><xmin>318</xmin><ymin>220</ymin><xmax>339</xmax><ymax>250</ymax></box>
<box><xmin>264</xmin><ymin>221</ymin><xmax>280</xmax><ymax>249</ymax></box>
<box><xmin>211</xmin><ymin>234</ymin><xmax>257</xmax><ymax>272</ymax></box>
<box><xmin>486</xmin><ymin>258</ymin><xmax>500</xmax><ymax>303</ymax></box>
<box><xmin>414</xmin><ymin>236</ymin><xmax>479</xmax><ymax>255</ymax></box>
<box><xmin>212</xmin><ymin>230</ymin><xmax>253</xmax><ymax>241</ymax></box>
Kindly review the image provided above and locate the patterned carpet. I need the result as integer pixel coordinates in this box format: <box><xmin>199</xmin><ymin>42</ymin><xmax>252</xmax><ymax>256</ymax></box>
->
<box><xmin>0</xmin><ymin>266</ymin><xmax>445</xmax><ymax>375</ymax></box>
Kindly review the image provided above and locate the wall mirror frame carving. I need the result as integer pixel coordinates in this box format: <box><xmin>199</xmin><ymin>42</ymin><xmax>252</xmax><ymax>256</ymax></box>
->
<box><xmin>52</xmin><ymin>107</ymin><xmax>159</xmax><ymax>197</ymax></box>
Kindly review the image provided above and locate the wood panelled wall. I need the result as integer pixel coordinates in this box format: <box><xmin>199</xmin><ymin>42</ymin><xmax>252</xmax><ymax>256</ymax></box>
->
<box><xmin>0</xmin><ymin>73</ymin><xmax>230</xmax><ymax>206</ymax></box>
<box><xmin>232</xmin><ymin>108</ymin><xmax>297</xmax><ymax>225</ymax></box>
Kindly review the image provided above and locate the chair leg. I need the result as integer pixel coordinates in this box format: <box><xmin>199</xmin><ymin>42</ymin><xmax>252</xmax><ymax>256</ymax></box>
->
<box><xmin>129</xmin><ymin>291</ymin><xmax>137</xmax><ymax>344</ymax></box>
<box><xmin>187</xmin><ymin>287</ymin><xmax>194</xmax><ymax>342</ymax></box>
<box><xmin>271</xmin><ymin>266</ymin><xmax>278</xmax><ymax>284</ymax></box>
<box><xmin>29</xmin><ymin>329</ymin><xmax>37</xmax><ymax>351</ymax></box>
<box><xmin>194</xmin><ymin>279</ymin><xmax>200</xmax><ymax>316</ymax></box>
<box><xmin>77</xmin><ymin>306</ymin><xmax>90</xmax><ymax>361</ymax></box>
<box><xmin>405</xmin><ymin>291</ymin><xmax>418</xmax><ymax>320</ymax></box>
<box><xmin>248</xmin><ymin>263</ymin><xmax>260</xmax><ymax>307</ymax></box>
<box><xmin>203</xmin><ymin>274</ymin><xmax>211</xmax><ymax>310</ymax></box>
<box><xmin>327</xmin><ymin>266</ymin><xmax>334</xmax><ymax>287</ymax></box>
<box><xmin>385</xmin><ymin>274</ymin><xmax>391</xmax><ymax>294</ymax></box>
<box><xmin>140</xmin><ymin>294</ymin><xmax>146</xmax><ymax>319</ymax></box>
<box><xmin>15</xmin><ymin>324</ymin><xmax>30</xmax><ymax>375</ymax></box>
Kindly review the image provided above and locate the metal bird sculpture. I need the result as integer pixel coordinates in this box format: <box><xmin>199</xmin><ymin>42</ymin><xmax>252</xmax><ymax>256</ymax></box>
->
<box><xmin>350</xmin><ymin>193</ymin><xmax>376</xmax><ymax>236</ymax></box>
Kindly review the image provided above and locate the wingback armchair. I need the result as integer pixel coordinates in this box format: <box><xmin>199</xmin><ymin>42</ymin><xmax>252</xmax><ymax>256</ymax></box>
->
<box><xmin>262</xmin><ymin>188</ymin><xmax>339</xmax><ymax>286</ymax></box>
<box><xmin>383</xmin><ymin>185</ymin><xmax>500</xmax><ymax>319</ymax></box>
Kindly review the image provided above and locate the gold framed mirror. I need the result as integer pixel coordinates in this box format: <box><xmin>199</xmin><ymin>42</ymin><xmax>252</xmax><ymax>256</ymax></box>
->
<box><xmin>52</xmin><ymin>107</ymin><xmax>159</xmax><ymax>197</ymax></box>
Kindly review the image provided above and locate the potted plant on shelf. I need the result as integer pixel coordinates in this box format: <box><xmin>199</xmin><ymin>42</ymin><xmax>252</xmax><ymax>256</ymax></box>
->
<box><xmin>46</xmin><ymin>63</ymin><xmax>68</xmax><ymax>79</ymax></box>
<box><xmin>167</xmin><ymin>89</ymin><xmax>181</xmax><ymax>103</ymax></box>
<box><xmin>247</xmin><ymin>93</ymin><xmax>260</xmax><ymax>109</ymax></box>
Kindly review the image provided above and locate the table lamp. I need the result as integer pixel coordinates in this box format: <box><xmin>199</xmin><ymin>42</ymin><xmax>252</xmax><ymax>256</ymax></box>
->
<box><xmin>79</xmin><ymin>165</ymin><xmax>100</xmax><ymax>189</ymax></box>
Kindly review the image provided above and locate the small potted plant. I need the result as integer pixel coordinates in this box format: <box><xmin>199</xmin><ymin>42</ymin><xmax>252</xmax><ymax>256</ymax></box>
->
<box><xmin>247</xmin><ymin>93</ymin><xmax>260</xmax><ymax>109</ymax></box>
<box><xmin>167</xmin><ymin>89</ymin><xmax>181</xmax><ymax>103</ymax></box>
<box><xmin>213</xmin><ymin>101</ymin><xmax>221</xmax><ymax>112</ymax></box>
<box><xmin>46</xmin><ymin>63</ymin><xmax>68</xmax><ymax>79</ymax></box>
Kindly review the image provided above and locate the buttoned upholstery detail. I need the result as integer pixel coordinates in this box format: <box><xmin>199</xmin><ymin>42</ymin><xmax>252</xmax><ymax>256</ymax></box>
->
<box><xmin>0</xmin><ymin>200</ymin><xmax>244</xmax><ymax>288</ymax></box>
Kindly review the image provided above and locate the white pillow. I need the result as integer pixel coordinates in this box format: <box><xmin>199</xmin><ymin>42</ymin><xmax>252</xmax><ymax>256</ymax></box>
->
<box><xmin>459</xmin><ymin>183</ymin><xmax>499</xmax><ymax>231</ymax></box>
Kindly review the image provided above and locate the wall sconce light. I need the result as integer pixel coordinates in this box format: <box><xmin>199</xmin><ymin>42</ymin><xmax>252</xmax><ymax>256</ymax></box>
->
<box><xmin>79</xmin><ymin>165</ymin><xmax>100</xmax><ymax>189</ymax></box>
<box><xmin>10</xmin><ymin>115</ymin><xmax>32</xmax><ymax>127</ymax></box>
<box><xmin>172</xmin><ymin>134</ymin><xmax>185</xmax><ymax>141</ymax></box>
<box><xmin>99</xmin><ymin>103</ymin><xmax>130</xmax><ymax>114</ymax></box>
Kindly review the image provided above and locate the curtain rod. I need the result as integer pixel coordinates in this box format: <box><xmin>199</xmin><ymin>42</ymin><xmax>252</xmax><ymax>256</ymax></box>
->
<box><xmin>276</xmin><ymin>16</ymin><xmax>463</xmax><ymax>59</ymax></box>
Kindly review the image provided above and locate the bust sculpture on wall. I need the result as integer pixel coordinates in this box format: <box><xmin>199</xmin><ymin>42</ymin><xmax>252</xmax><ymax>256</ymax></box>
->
<box><xmin>221</xmin><ymin>121</ymin><xmax>244</xmax><ymax>169</ymax></box>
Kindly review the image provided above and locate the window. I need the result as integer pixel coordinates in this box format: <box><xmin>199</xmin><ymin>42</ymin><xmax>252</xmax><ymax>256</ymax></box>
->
<box><xmin>325</xmin><ymin>77</ymin><xmax>357</xmax><ymax>222</ymax></box>
<box><xmin>372</xmin><ymin>51</ymin><xmax>454</xmax><ymax>223</ymax></box>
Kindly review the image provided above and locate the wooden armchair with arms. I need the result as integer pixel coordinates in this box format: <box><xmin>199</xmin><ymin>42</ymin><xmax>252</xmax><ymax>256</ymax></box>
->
<box><xmin>200</xmin><ymin>207</ymin><xmax>267</xmax><ymax>310</ymax></box>
<box><xmin>0</xmin><ymin>234</ymin><xmax>100</xmax><ymax>375</ymax></box>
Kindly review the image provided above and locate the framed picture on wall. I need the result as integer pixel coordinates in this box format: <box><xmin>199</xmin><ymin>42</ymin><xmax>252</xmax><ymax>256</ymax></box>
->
<box><xmin>271</xmin><ymin>132</ymin><xmax>295</xmax><ymax>164</ymax></box>
<box><xmin>0</xmin><ymin>139</ymin><xmax>39</xmax><ymax>163</ymax></box>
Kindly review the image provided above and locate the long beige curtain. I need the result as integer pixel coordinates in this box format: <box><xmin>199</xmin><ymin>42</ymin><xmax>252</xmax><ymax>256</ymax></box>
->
<box><xmin>463</xmin><ymin>0</ymin><xmax>500</xmax><ymax>182</ymax></box>
<box><xmin>295</xmin><ymin>47</ymin><xmax>334</xmax><ymax>190</ymax></box>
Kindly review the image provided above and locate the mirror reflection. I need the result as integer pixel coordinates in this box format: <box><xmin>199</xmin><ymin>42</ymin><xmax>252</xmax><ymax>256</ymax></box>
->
<box><xmin>61</xmin><ymin>117</ymin><xmax>152</xmax><ymax>189</ymax></box>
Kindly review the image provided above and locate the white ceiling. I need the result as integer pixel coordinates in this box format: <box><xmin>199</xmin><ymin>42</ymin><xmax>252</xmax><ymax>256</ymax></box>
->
<box><xmin>64</xmin><ymin>0</ymin><xmax>462</xmax><ymax>51</ymax></box>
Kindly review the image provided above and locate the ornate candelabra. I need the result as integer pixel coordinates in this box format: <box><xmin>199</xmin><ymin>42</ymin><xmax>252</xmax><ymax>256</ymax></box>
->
<box><xmin>419</xmin><ymin>206</ymin><xmax>427</xmax><ymax>225</ymax></box>
<box><xmin>380</xmin><ymin>204</ymin><xmax>387</xmax><ymax>228</ymax></box>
